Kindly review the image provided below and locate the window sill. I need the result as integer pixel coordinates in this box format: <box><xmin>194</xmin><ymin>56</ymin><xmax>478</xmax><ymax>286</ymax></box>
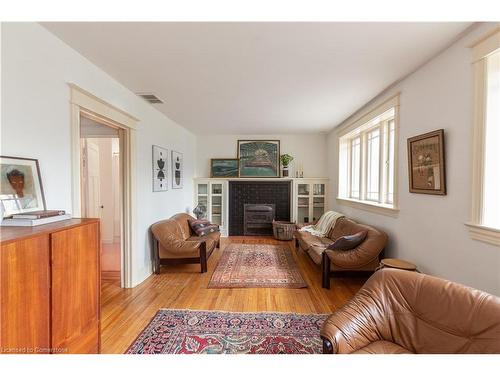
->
<box><xmin>336</xmin><ymin>197</ymin><xmax>399</xmax><ymax>218</ymax></box>
<box><xmin>465</xmin><ymin>222</ymin><xmax>500</xmax><ymax>247</ymax></box>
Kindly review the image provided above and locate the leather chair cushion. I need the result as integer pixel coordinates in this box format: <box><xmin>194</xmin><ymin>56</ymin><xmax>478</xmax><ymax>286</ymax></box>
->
<box><xmin>294</xmin><ymin>230</ymin><xmax>333</xmax><ymax>265</ymax></box>
<box><xmin>187</xmin><ymin>231</ymin><xmax>220</xmax><ymax>253</ymax></box>
<box><xmin>354</xmin><ymin>341</ymin><xmax>412</xmax><ymax>354</ymax></box>
<box><xmin>171</xmin><ymin>213</ymin><xmax>195</xmax><ymax>240</ymax></box>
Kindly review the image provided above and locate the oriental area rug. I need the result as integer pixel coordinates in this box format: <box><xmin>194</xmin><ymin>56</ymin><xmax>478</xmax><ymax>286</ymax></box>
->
<box><xmin>126</xmin><ymin>309</ymin><xmax>328</xmax><ymax>354</ymax></box>
<box><xmin>207</xmin><ymin>243</ymin><xmax>307</xmax><ymax>289</ymax></box>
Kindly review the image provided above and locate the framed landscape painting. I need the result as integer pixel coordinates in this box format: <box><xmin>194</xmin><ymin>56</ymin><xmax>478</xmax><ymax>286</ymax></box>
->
<box><xmin>0</xmin><ymin>156</ymin><xmax>46</xmax><ymax>216</ymax></box>
<box><xmin>407</xmin><ymin>129</ymin><xmax>446</xmax><ymax>195</ymax></box>
<box><xmin>210</xmin><ymin>158</ymin><xmax>239</xmax><ymax>178</ymax></box>
<box><xmin>237</xmin><ymin>140</ymin><xmax>280</xmax><ymax>178</ymax></box>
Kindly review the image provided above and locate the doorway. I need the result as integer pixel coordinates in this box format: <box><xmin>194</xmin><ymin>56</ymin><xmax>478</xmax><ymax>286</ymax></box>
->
<box><xmin>80</xmin><ymin>114</ymin><xmax>123</xmax><ymax>284</ymax></box>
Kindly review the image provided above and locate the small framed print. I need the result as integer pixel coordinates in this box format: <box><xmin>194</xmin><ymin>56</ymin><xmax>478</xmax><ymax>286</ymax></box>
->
<box><xmin>210</xmin><ymin>158</ymin><xmax>239</xmax><ymax>178</ymax></box>
<box><xmin>0</xmin><ymin>156</ymin><xmax>47</xmax><ymax>216</ymax></box>
<box><xmin>152</xmin><ymin>145</ymin><xmax>168</xmax><ymax>192</ymax></box>
<box><xmin>171</xmin><ymin>150</ymin><xmax>183</xmax><ymax>189</ymax></box>
<box><xmin>407</xmin><ymin>129</ymin><xmax>446</xmax><ymax>195</ymax></box>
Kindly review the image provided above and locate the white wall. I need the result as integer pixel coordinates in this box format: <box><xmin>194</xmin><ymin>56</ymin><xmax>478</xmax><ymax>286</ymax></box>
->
<box><xmin>1</xmin><ymin>23</ymin><xmax>196</xmax><ymax>287</ymax></box>
<box><xmin>327</xmin><ymin>23</ymin><xmax>500</xmax><ymax>296</ymax></box>
<box><xmin>195</xmin><ymin>134</ymin><xmax>328</xmax><ymax>178</ymax></box>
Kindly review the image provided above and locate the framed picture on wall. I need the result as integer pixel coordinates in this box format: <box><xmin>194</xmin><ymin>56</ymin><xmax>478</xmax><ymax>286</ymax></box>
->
<box><xmin>237</xmin><ymin>140</ymin><xmax>280</xmax><ymax>178</ymax></box>
<box><xmin>171</xmin><ymin>150</ymin><xmax>183</xmax><ymax>189</ymax></box>
<box><xmin>152</xmin><ymin>145</ymin><xmax>168</xmax><ymax>192</ymax></box>
<box><xmin>0</xmin><ymin>156</ymin><xmax>47</xmax><ymax>216</ymax></box>
<box><xmin>210</xmin><ymin>158</ymin><xmax>239</xmax><ymax>178</ymax></box>
<box><xmin>407</xmin><ymin>129</ymin><xmax>446</xmax><ymax>195</ymax></box>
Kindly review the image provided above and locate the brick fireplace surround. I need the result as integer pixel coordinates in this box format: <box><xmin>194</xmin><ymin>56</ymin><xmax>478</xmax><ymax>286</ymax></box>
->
<box><xmin>228</xmin><ymin>181</ymin><xmax>291</xmax><ymax>236</ymax></box>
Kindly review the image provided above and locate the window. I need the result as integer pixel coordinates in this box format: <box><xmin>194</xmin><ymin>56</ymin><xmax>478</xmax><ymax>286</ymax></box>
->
<box><xmin>469</xmin><ymin>28</ymin><xmax>500</xmax><ymax>246</ymax></box>
<box><xmin>337</xmin><ymin>95</ymin><xmax>399</xmax><ymax>212</ymax></box>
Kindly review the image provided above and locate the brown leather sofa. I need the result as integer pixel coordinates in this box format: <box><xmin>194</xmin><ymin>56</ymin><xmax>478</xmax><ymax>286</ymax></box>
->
<box><xmin>294</xmin><ymin>217</ymin><xmax>387</xmax><ymax>288</ymax></box>
<box><xmin>151</xmin><ymin>213</ymin><xmax>220</xmax><ymax>273</ymax></box>
<box><xmin>321</xmin><ymin>268</ymin><xmax>500</xmax><ymax>354</ymax></box>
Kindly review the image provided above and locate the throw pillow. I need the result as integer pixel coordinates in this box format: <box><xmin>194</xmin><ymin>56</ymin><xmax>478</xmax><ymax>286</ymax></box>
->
<box><xmin>189</xmin><ymin>219</ymin><xmax>220</xmax><ymax>237</ymax></box>
<box><xmin>327</xmin><ymin>230</ymin><xmax>368</xmax><ymax>251</ymax></box>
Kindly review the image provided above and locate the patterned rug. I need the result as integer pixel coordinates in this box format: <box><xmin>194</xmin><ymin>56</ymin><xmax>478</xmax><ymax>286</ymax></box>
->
<box><xmin>208</xmin><ymin>244</ymin><xmax>307</xmax><ymax>288</ymax></box>
<box><xmin>126</xmin><ymin>309</ymin><xmax>328</xmax><ymax>354</ymax></box>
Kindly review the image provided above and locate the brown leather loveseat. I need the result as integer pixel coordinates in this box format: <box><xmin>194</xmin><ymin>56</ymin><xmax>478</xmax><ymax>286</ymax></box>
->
<box><xmin>321</xmin><ymin>268</ymin><xmax>500</xmax><ymax>354</ymax></box>
<box><xmin>151</xmin><ymin>213</ymin><xmax>220</xmax><ymax>273</ymax></box>
<box><xmin>294</xmin><ymin>217</ymin><xmax>387</xmax><ymax>288</ymax></box>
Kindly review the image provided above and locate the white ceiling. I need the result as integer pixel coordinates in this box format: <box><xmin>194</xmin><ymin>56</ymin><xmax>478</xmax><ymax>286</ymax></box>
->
<box><xmin>42</xmin><ymin>22</ymin><xmax>472</xmax><ymax>134</ymax></box>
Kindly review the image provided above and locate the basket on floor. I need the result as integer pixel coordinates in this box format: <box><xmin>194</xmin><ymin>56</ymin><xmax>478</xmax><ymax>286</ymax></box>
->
<box><xmin>272</xmin><ymin>220</ymin><xmax>296</xmax><ymax>241</ymax></box>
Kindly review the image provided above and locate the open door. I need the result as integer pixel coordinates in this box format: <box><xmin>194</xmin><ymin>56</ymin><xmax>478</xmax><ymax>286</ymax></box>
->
<box><xmin>82</xmin><ymin>139</ymin><xmax>102</xmax><ymax>219</ymax></box>
<box><xmin>80</xmin><ymin>114</ymin><xmax>122</xmax><ymax>284</ymax></box>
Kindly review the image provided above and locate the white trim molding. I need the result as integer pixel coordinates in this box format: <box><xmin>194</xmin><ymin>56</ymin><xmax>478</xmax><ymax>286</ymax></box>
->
<box><xmin>336</xmin><ymin>197</ymin><xmax>399</xmax><ymax>218</ymax></box>
<box><xmin>69</xmin><ymin>83</ymin><xmax>139</xmax><ymax>287</ymax></box>
<box><xmin>468</xmin><ymin>27</ymin><xmax>500</xmax><ymax>247</ymax></box>
<box><xmin>465</xmin><ymin>223</ymin><xmax>500</xmax><ymax>247</ymax></box>
<box><xmin>337</xmin><ymin>92</ymin><xmax>400</xmax><ymax>137</ymax></box>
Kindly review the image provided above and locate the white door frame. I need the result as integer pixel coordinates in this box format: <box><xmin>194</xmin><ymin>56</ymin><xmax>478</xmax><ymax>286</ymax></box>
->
<box><xmin>69</xmin><ymin>83</ymin><xmax>138</xmax><ymax>288</ymax></box>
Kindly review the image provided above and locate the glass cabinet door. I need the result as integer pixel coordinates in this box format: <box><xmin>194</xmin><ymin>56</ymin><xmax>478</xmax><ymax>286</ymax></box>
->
<box><xmin>297</xmin><ymin>183</ymin><xmax>311</xmax><ymax>223</ymax></box>
<box><xmin>313</xmin><ymin>184</ymin><xmax>325</xmax><ymax>196</ymax></box>
<box><xmin>297</xmin><ymin>197</ymin><xmax>310</xmax><ymax>223</ymax></box>
<box><xmin>312</xmin><ymin>197</ymin><xmax>325</xmax><ymax>222</ymax></box>
<box><xmin>196</xmin><ymin>183</ymin><xmax>208</xmax><ymax>219</ymax></box>
<box><xmin>297</xmin><ymin>183</ymin><xmax>310</xmax><ymax>196</ymax></box>
<box><xmin>211</xmin><ymin>183</ymin><xmax>223</xmax><ymax>226</ymax></box>
<box><xmin>312</xmin><ymin>183</ymin><xmax>326</xmax><ymax>222</ymax></box>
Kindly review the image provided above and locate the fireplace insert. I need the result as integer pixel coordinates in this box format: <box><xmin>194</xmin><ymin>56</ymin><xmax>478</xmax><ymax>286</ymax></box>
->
<box><xmin>243</xmin><ymin>204</ymin><xmax>275</xmax><ymax>236</ymax></box>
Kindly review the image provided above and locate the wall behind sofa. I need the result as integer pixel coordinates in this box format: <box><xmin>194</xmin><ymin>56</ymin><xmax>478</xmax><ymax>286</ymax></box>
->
<box><xmin>195</xmin><ymin>133</ymin><xmax>328</xmax><ymax>178</ymax></box>
<box><xmin>326</xmin><ymin>23</ymin><xmax>500</xmax><ymax>295</ymax></box>
<box><xmin>1</xmin><ymin>22</ymin><xmax>196</xmax><ymax>287</ymax></box>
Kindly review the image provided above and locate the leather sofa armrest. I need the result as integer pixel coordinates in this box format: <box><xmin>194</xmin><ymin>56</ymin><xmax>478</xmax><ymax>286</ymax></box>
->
<box><xmin>320</xmin><ymin>283</ymin><xmax>386</xmax><ymax>353</ymax></box>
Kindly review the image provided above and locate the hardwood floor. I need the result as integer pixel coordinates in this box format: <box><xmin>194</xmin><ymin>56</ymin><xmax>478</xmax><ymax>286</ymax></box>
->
<box><xmin>100</xmin><ymin>236</ymin><xmax>368</xmax><ymax>353</ymax></box>
<box><xmin>101</xmin><ymin>241</ymin><xmax>121</xmax><ymax>281</ymax></box>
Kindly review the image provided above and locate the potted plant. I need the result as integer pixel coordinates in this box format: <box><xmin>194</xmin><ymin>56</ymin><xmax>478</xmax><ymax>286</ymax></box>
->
<box><xmin>280</xmin><ymin>154</ymin><xmax>294</xmax><ymax>177</ymax></box>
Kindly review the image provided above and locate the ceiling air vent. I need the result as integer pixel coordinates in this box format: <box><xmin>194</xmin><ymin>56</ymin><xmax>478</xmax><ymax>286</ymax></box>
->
<box><xmin>136</xmin><ymin>92</ymin><xmax>164</xmax><ymax>104</ymax></box>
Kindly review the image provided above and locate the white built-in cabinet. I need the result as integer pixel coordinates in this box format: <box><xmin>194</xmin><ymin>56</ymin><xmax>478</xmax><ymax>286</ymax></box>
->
<box><xmin>193</xmin><ymin>178</ymin><xmax>328</xmax><ymax>236</ymax></box>
<box><xmin>194</xmin><ymin>179</ymin><xmax>228</xmax><ymax>236</ymax></box>
<box><xmin>293</xmin><ymin>178</ymin><xmax>328</xmax><ymax>224</ymax></box>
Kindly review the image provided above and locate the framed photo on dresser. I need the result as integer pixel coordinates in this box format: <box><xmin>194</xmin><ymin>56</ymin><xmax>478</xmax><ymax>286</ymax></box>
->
<box><xmin>0</xmin><ymin>156</ymin><xmax>46</xmax><ymax>216</ymax></box>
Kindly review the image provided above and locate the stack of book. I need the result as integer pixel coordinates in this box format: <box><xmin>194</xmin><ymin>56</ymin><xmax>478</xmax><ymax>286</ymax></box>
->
<box><xmin>1</xmin><ymin>210</ymin><xmax>71</xmax><ymax>227</ymax></box>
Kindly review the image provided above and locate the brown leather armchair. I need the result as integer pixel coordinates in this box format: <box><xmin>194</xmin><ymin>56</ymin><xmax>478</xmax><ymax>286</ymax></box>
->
<box><xmin>151</xmin><ymin>213</ymin><xmax>220</xmax><ymax>273</ymax></box>
<box><xmin>320</xmin><ymin>268</ymin><xmax>500</xmax><ymax>354</ymax></box>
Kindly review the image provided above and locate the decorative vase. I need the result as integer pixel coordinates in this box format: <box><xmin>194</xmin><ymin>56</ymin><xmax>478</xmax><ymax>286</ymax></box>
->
<box><xmin>282</xmin><ymin>167</ymin><xmax>289</xmax><ymax>177</ymax></box>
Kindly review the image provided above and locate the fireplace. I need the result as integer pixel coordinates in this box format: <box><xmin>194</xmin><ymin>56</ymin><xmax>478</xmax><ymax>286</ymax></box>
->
<box><xmin>244</xmin><ymin>204</ymin><xmax>275</xmax><ymax>236</ymax></box>
<box><xmin>228</xmin><ymin>181</ymin><xmax>291</xmax><ymax>235</ymax></box>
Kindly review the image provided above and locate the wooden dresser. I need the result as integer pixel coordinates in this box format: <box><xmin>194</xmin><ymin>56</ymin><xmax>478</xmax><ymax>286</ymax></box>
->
<box><xmin>0</xmin><ymin>218</ymin><xmax>100</xmax><ymax>354</ymax></box>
